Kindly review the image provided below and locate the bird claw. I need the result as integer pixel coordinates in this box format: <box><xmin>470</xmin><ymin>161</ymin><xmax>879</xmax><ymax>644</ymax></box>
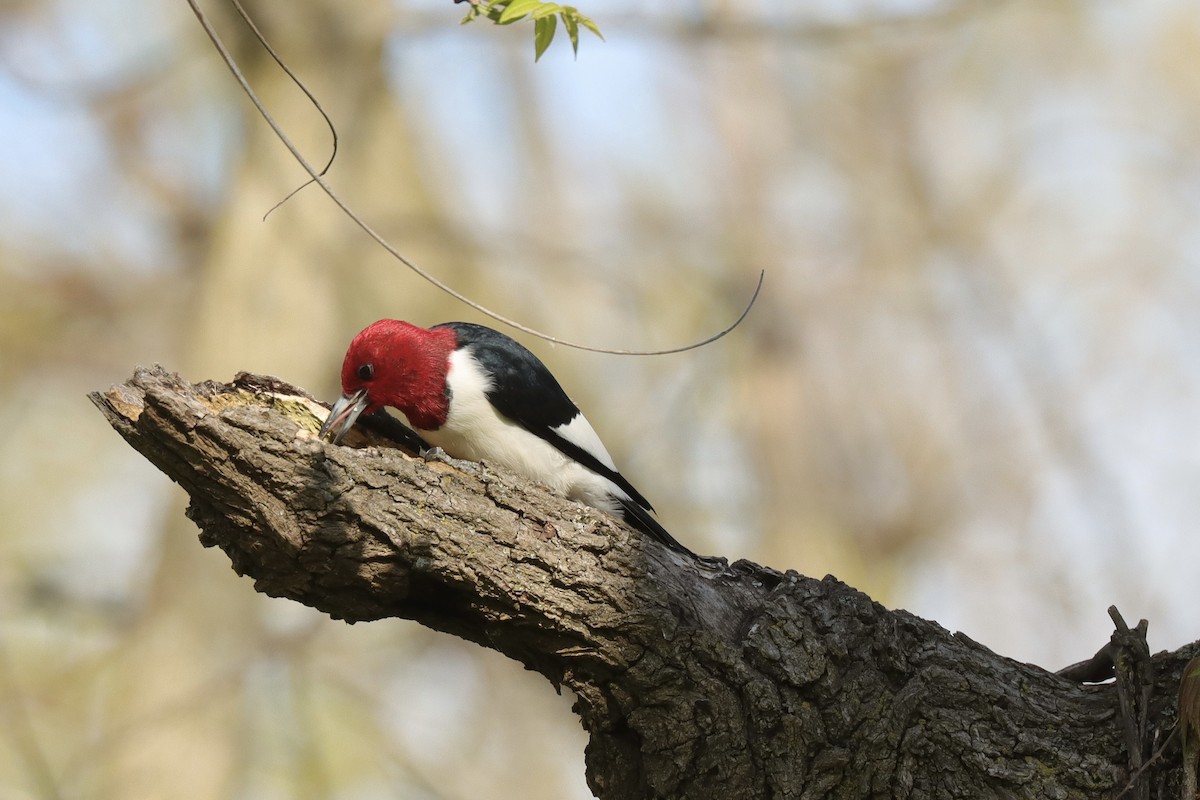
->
<box><xmin>420</xmin><ymin>446</ymin><xmax>479</xmax><ymax>473</ymax></box>
<box><xmin>421</xmin><ymin>446</ymin><xmax>448</xmax><ymax>462</ymax></box>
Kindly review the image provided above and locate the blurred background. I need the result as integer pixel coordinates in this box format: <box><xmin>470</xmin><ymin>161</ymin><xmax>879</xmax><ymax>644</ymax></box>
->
<box><xmin>2</xmin><ymin>0</ymin><xmax>1199</xmax><ymax>797</ymax></box>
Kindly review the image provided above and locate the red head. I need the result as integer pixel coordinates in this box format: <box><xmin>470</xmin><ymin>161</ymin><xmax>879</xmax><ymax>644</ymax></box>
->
<box><xmin>319</xmin><ymin>320</ymin><xmax>457</xmax><ymax>442</ymax></box>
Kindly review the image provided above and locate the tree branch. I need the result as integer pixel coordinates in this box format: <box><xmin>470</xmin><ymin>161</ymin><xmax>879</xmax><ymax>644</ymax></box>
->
<box><xmin>91</xmin><ymin>366</ymin><xmax>1192</xmax><ymax>799</ymax></box>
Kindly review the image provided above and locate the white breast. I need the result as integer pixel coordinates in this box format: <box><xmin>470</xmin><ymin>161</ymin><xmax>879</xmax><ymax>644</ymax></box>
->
<box><xmin>414</xmin><ymin>348</ymin><xmax>627</xmax><ymax>513</ymax></box>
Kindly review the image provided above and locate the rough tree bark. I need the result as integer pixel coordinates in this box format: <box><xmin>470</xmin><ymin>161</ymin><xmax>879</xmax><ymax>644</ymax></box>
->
<box><xmin>91</xmin><ymin>366</ymin><xmax>1194</xmax><ymax>800</ymax></box>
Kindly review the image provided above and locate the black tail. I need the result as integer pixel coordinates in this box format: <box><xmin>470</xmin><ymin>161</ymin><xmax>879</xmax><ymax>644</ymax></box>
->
<box><xmin>612</xmin><ymin>495</ymin><xmax>704</xmax><ymax>559</ymax></box>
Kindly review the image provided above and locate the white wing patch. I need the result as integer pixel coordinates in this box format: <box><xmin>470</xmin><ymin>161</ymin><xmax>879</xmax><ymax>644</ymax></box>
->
<box><xmin>552</xmin><ymin>413</ymin><xmax>617</xmax><ymax>471</ymax></box>
<box><xmin>415</xmin><ymin>348</ymin><xmax>627</xmax><ymax>513</ymax></box>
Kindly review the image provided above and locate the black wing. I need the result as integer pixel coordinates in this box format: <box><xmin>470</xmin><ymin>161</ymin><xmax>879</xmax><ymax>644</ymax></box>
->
<box><xmin>434</xmin><ymin>322</ymin><xmax>653</xmax><ymax>510</ymax></box>
<box><xmin>612</xmin><ymin>495</ymin><xmax>702</xmax><ymax>558</ymax></box>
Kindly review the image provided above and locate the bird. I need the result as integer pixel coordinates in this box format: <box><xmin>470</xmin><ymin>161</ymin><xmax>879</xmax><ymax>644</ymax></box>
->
<box><xmin>318</xmin><ymin>319</ymin><xmax>699</xmax><ymax>558</ymax></box>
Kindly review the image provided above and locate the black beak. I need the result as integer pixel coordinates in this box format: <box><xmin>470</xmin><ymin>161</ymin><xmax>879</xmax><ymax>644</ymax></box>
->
<box><xmin>318</xmin><ymin>388</ymin><xmax>370</xmax><ymax>444</ymax></box>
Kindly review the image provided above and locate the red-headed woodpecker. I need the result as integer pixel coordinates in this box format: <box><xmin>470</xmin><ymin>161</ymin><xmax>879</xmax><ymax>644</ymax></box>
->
<box><xmin>318</xmin><ymin>320</ymin><xmax>699</xmax><ymax>558</ymax></box>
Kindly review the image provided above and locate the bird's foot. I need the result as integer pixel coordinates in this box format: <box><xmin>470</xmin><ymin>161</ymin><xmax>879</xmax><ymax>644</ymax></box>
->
<box><xmin>420</xmin><ymin>446</ymin><xmax>448</xmax><ymax>462</ymax></box>
<box><xmin>420</xmin><ymin>446</ymin><xmax>479</xmax><ymax>473</ymax></box>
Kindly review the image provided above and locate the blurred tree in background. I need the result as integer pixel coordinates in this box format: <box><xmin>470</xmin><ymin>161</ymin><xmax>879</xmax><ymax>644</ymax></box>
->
<box><xmin>2</xmin><ymin>0</ymin><xmax>1200</xmax><ymax>797</ymax></box>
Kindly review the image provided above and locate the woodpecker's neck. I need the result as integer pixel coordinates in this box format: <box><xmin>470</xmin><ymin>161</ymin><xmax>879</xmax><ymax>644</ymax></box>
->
<box><xmin>370</xmin><ymin>322</ymin><xmax>457</xmax><ymax>430</ymax></box>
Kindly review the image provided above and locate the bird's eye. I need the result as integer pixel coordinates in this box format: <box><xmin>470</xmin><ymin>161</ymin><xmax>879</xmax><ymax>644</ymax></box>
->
<box><xmin>357</xmin><ymin>363</ymin><xmax>375</xmax><ymax>381</ymax></box>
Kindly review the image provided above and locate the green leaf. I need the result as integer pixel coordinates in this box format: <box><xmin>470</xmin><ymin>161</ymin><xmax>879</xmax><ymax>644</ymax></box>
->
<box><xmin>533</xmin><ymin>14</ymin><xmax>557</xmax><ymax>61</ymax></box>
<box><xmin>563</xmin><ymin>11</ymin><xmax>580</xmax><ymax>55</ymax></box>
<box><xmin>578</xmin><ymin>13</ymin><xmax>604</xmax><ymax>40</ymax></box>
<box><xmin>463</xmin><ymin>0</ymin><xmax>503</xmax><ymax>23</ymax></box>
<box><xmin>498</xmin><ymin>0</ymin><xmax>544</xmax><ymax>24</ymax></box>
<box><xmin>478</xmin><ymin>1</ymin><xmax>505</xmax><ymax>23</ymax></box>
<box><xmin>460</xmin><ymin>0</ymin><xmax>602</xmax><ymax>60</ymax></box>
<box><xmin>529</xmin><ymin>4</ymin><xmax>564</xmax><ymax>21</ymax></box>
